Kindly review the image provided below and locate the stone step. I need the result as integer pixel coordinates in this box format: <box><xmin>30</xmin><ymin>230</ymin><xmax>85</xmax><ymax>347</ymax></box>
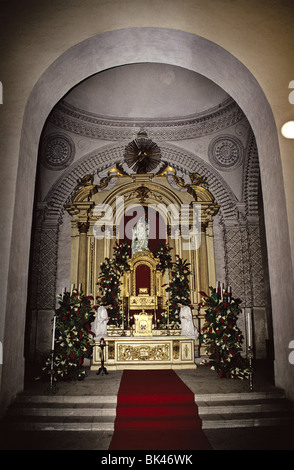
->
<box><xmin>198</xmin><ymin>398</ymin><xmax>293</xmax><ymax>415</ymax></box>
<box><xmin>15</xmin><ymin>389</ymin><xmax>284</xmax><ymax>404</ymax></box>
<box><xmin>2</xmin><ymin>391</ymin><xmax>294</xmax><ymax>431</ymax></box>
<box><xmin>194</xmin><ymin>390</ymin><xmax>285</xmax><ymax>401</ymax></box>
<box><xmin>201</xmin><ymin>411</ymin><xmax>294</xmax><ymax>429</ymax></box>
<box><xmin>8</xmin><ymin>402</ymin><xmax>117</xmax><ymax>417</ymax></box>
<box><xmin>4</xmin><ymin>415</ymin><xmax>115</xmax><ymax>432</ymax></box>
<box><xmin>9</xmin><ymin>397</ymin><xmax>290</xmax><ymax>417</ymax></box>
<box><xmin>14</xmin><ymin>395</ymin><xmax>117</xmax><ymax>404</ymax></box>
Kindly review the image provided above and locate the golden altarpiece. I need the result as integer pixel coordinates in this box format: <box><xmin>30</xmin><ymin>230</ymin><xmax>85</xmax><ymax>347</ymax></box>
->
<box><xmin>65</xmin><ymin>162</ymin><xmax>219</xmax><ymax>370</ymax></box>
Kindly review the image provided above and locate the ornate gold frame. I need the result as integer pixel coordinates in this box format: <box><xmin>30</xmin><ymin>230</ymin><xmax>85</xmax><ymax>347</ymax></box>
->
<box><xmin>127</xmin><ymin>249</ymin><xmax>159</xmax><ymax>296</ymax></box>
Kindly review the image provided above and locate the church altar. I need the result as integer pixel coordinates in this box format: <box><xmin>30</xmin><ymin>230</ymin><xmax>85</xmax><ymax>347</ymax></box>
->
<box><xmin>91</xmin><ymin>308</ymin><xmax>197</xmax><ymax>370</ymax></box>
<box><xmin>65</xmin><ymin>141</ymin><xmax>220</xmax><ymax>370</ymax></box>
<box><xmin>91</xmin><ymin>335</ymin><xmax>196</xmax><ymax>370</ymax></box>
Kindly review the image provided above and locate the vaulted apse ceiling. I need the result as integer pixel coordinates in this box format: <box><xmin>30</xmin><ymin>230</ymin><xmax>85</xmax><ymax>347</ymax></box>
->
<box><xmin>63</xmin><ymin>63</ymin><xmax>230</xmax><ymax>120</ymax></box>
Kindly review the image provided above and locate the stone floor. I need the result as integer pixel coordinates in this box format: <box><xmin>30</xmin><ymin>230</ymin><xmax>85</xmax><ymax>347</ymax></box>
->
<box><xmin>1</xmin><ymin>360</ymin><xmax>294</xmax><ymax>451</ymax></box>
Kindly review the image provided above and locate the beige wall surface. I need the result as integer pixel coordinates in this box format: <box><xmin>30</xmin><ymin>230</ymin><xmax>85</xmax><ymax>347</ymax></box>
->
<box><xmin>1</xmin><ymin>0</ymin><xmax>294</xmax><ymax>409</ymax></box>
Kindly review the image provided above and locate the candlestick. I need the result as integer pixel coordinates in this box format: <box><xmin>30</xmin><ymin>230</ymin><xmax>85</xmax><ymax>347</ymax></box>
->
<box><xmin>51</xmin><ymin>315</ymin><xmax>56</xmax><ymax>351</ymax></box>
<box><xmin>246</xmin><ymin>308</ymin><xmax>253</xmax><ymax>348</ymax></box>
<box><xmin>120</xmin><ymin>306</ymin><xmax>126</xmax><ymax>336</ymax></box>
<box><xmin>127</xmin><ymin>296</ymin><xmax>130</xmax><ymax>328</ymax></box>
<box><xmin>246</xmin><ymin>309</ymin><xmax>254</xmax><ymax>392</ymax></box>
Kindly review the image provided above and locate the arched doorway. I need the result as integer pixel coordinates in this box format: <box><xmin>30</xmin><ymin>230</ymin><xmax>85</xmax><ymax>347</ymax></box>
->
<box><xmin>3</xmin><ymin>28</ymin><xmax>294</xmax><ymax>411</ymax></box>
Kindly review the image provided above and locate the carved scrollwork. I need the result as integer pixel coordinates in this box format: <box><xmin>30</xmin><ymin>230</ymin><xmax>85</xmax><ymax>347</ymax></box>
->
<box><xmin>118</xmin><ymin>344</ymin><xmax>170</xmax><ymax>361</ymax></box>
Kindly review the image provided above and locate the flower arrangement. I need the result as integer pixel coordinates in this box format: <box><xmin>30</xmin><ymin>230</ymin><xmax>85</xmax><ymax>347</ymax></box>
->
<box><xmin>199</xmin><ymin>287</ymin><xmax>250</xmax><ymax>380</ymax></box>
<box><xmin>97</xmin><ymin>241</ymin><xmax>130</xmax><ymax>326</ymax></box>
<box><xmin>41</xmin><ymin>289</ymin><xmax>96</xmax><ymax>381</ymax></box>
<box><xmin>154</xmin><ymin>242</ymin><xmax>173</xmax><ymax>272</ymax></box>
<box><xmin>163</xmin><ymin>255</ymin><xmax>191</xmax><ymax>329</ymax></box>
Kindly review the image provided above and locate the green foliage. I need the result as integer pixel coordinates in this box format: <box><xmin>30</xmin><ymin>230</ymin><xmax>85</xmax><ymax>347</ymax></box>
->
<box><xmin>97</xmin><ymin>241</ymin><xmax>130</xmax><ymax>326</ymax></box>
<box><xmin>154</xmin><ymin>242</ymin><xmax>173</xmax><ymax>272</ymax></box>
<box><xmin>41</xmin><ymin>290</ymin><xmax>96</xmax><ymax>381</ymax></box>
<box><xmin>199</xmin><ymin>288</ymin><xmax>250</xmax><ymax>379</ymax></box>
<box><xmin>163</xmin><ymin>255</ymin><xmax>191</xmax><ymax>329</ymax></box>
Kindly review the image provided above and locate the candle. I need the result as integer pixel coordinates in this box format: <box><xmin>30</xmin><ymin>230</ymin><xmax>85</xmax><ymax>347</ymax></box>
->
<box><xmin>78</xmin><ymin>283</ymin><xmax>81</xmax><ymax>293</ymax></box>
<box><xmin>246</xmin><ymin>309</ymin><xmax>253</xmax><ymax>348</ymax></box>
<box><xmin>70</xmin><ymin>284</ymin><xmax>74</xmax><ymax>295</ymax></box>
<box><xmin>51</xmin><ymin>315</ymin><xmax>56</xmax><ymax>351</ymax></box>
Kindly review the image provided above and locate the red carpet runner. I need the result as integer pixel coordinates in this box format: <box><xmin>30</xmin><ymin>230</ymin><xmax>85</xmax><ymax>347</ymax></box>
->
<box><xmin>108</xmin><ymin>369</ymin><xmax>212</xmax><ymax>450</ymax></box>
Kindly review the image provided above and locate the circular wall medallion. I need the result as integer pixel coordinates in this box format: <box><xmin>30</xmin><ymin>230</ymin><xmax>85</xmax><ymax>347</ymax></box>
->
<box><xmin>208</xmin><ymin>135</ymin><xmax>243</xmax><ymax>171</ymax></box>
<box><xmin>41</xmin><ymin>133</ymin><xmax>75</xmax><ymax>170</ymax></box>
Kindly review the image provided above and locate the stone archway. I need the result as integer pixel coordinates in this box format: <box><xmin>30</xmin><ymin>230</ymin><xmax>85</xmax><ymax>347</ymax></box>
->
<box><xmin>3</xmin><ymin>28</ymin><xmax>294</xmax><ymax>411</ymax></box>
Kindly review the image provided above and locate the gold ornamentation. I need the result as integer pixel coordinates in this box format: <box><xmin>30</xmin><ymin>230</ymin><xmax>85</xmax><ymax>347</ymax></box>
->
<box><xmin>118</xmin><ymin>344</ymin><xmax>170</xmax><ymax>361</ymax></box>
<box><xmin>184</xmin><ymin>344</ymin><xmax>189</xmax><ymax>359</ymax></box>
<box><xmin>135</xmin><ymin>185</ymin><xmax>150</xmax><ymax>203</ymax></box>
<box><xmin>173</xmin><ymin>340</ymin><xmax>180</xmax><ymax>359</ymax></box>
<box><xmin>68</xmin><ymin>174</ymin><xmax>95</xmax><ymax>204</ymax></box>
<box><xmin>108</xmin><ymin>341</ymin><xmax>115</xmax><ymax>360</ymax></box>
<box><xmin>74</xmin><ymin>174</ymin><xmax>94</xmax><ymax>191</ymax></box>
<box><xmin>134</xmin><ymin>311</ymin><xmax>153</xmax><ymax>336</ymax></box>
<box><xmin>130</xmin><ymin>296</ymin><xmax>155</xmax><ymax>307</ymax></box>
<box><xmin>127</xmin><ymin>249</ymin><xmax>159</xmax><ymax>297</ymax></box>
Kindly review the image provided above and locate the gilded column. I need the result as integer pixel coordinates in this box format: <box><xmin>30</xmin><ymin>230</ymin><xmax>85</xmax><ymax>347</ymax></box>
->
<box><xmin>78</xmin><ymin>221</ymin><xmax>89</xmax><ymax>293</ymax></box>
<box><xmin>199</xmin><ymin>222</ymin><xmax>209</xmax><ymax>295</ymax></box>
<box><xmin>206</xmin><ymin>220</ymin><xmax>216</xmax><ymax>289</ymax></box>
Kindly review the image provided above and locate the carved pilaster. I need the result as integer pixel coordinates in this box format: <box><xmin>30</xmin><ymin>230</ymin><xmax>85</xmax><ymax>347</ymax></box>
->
<box><xmin>77</xmin><ymin>221</ymin><xmax>89</xmax><ymax>293</ymax></box>
<box><xmin>198</xmin><ymin>223</ymin><xmax>209</xmax><ymax>295</ymax></box>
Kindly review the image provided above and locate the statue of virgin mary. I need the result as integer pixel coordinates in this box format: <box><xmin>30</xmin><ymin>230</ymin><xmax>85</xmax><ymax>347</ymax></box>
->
<box><xmin>131</xmin><ymin>216</ymin><xmax>150</xmax><ymax>255</ymax></box>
